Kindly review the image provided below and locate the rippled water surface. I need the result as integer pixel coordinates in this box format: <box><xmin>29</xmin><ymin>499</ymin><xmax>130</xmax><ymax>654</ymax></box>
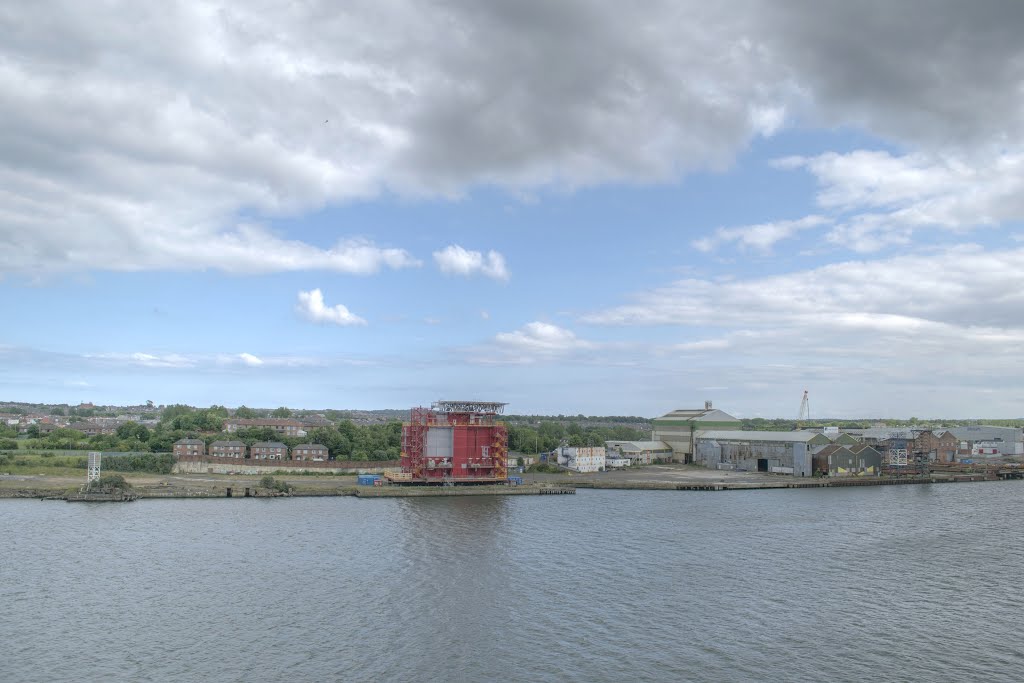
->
<box><xmin>4</xmin><ymin>484</ymin><xmax>1024</xmax><ymax>682</ymax></box>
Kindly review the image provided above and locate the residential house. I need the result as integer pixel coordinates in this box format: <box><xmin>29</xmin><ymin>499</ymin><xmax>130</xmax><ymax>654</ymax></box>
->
<box><xmin>69</xmin><ymin>421</ymin><xmax>107</xmax><ymax>436</ymax></box>
<box><xmin>173</xmin><ymin>438</ymin><xmax>206</xmax><ymax>458</ymax></box>
<box><xmin>224</xmin><ymin>418</ymin><xmax>306</xmax><ymax>438</ymax></box>
<box><xmin>209</xmin><ymin>440</ymin><xmax>247</xmax><ymax>458</ymax></box>
<box><xmin>291</xmin><ymin>443</ymin><xmax>329</xmax><ymax>461</ymax></box>
<box><xmin>250</xmin><ymin>441</ymin><xmax>288</xmax><ymax>460</ymax></box>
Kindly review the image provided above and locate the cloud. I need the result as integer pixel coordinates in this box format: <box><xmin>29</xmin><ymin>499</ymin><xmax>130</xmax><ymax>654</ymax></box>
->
<box><xmin>581</xmin><ymin>244</ymin><xmax>1024</xmax><ymax>386</ymax></box>
<box><xmin>493</xmin><ymin>322</ymin><xmax>594</xmax><ymax>355</ymax></box>
<box><xmin>296</xmin><ymin>288</ymin><xmax>367</xmax><ymax>326</ymax></box>
<box><xmin>766</xmin><ymin>150</ymin><xmax>1024</xmax><ymax>252</ymax></box>
<box><xmin>2</xmin><ymin>2</ymin><xmax>1024</xmax><ymax>277</ymax></box>
<box><xmin>693</xmin><ymin>215</ymin><xmax>830</xmax><ymax>253</ymax></box>
<box><xmin>566</xmin><ymin>244</ymin><xmax>1024</xmax><ymax>415</ymax></box>
<box><xmin>238</xmin><ymin>353</ymin><xmax>264</xmax><ymax>367</ymax></box>
<box><xmin>584</xmin><ymin>244</ymin><xmax>1024</xmax><ymax>330</ymax></box>
<box><xmin>755</xmin><ymin>1</ymin><xmax>1024</xmax><ymax>150</ymax></box>
<box><xmin>84</xmin><ymin>352</ymin><xmax>196</xmax><ymax>368</ymax></box>
<box><xmin>433</xmin><ymin>245</ymin><xmax>510</xmax><ymax>281</ymax></box>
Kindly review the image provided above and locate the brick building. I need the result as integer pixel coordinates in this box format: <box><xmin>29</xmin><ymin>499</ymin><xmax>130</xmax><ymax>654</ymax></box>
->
<box><xmin>173</xmin><ymin>438</ymin><xmax>206</xmax><ymax>458</ymax></box>
<box><xmin>912</xmin><ymin>430</ymin><xmax>959</xmax><ymax>463</ymax></box>
<box><xmin>209</xmin><ymin>440</ymin><xmax>246</xmax><ymax>458</ymax></box>
<box><xmin>224</xmin><ymin>418</ymin><xmax>305</xmax><ymax>438</ymax></box>
<box><xmin>292</xmin><ymin>443</ymin><xmax>329</xmax><ymax>461</ymax></box>
<box><xmin>250</xmin><ymin>441</ymin><xmax>288</xmax><ymax>460</ymax></box>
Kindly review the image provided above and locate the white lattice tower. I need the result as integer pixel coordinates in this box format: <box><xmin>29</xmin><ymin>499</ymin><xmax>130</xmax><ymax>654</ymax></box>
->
<box><xmin>87</xmin><ymin>451</ymin><xmax>102</xmax><ymax>483</ymax></box>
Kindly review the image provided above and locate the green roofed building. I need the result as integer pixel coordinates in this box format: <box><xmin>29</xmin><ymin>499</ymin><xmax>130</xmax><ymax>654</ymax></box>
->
<box><xmin>651</xmin><ymin>402</ymin><xmax>741</xmax><ymax>463</ymax></box>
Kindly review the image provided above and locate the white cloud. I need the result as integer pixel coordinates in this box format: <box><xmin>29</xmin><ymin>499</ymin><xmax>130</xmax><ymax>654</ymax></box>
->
<box><xmin>694</xmin><ymin>215</ymin><xmax>830</xmax><ymax>253</ymax></box>
<box><xmin>84</xmin><ymin>352</ymin><xmax>196</xmax><ymax>368</ymax></box>
<box><xmin>238</xmin><ymin>353</ymin><xmax>264</xmax><ymax>367</ymax></box>
<box><xmin>296</xmin><ymin>288</ymin><xmax>367</xmax><ymax>326</ymax></box>
<box><xmin>433</xmin><ymin>245</ymin><xmax>510</xmax><ymax>281</ymax></box>
<box><xmin>771</xmin><ymin>150</ymin><xmax>1024</xmax><ymax>252</ymax></box>
<box><xmin>672</xmin><ymin>338</ymin><xmax>733</xmax><ymax>352</ymax></box>
<box><xmin>215</xmin><ymin>353</ymin><xmax>327</xmax><ymax>369</ymax></box>
<box><xmin>494</xmin><ymin>322</ymin><xmax>594</xmax><ymax>355</ymax></box>
<box><xmin>582</xmin><ymin>245</ymin><xmax>1024</xmax><ymax>385</ymax></box>
<box><xmin>585</xmin><ymin>244</ymin><xmax>1024</xmax><ymax>329</ymax></box>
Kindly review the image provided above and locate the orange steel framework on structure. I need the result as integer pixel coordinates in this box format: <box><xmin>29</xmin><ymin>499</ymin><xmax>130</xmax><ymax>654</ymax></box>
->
<box><xmin>397</xmin><ymin>401</ymin><xmax>508</xmax><ymax>484</ymax></box>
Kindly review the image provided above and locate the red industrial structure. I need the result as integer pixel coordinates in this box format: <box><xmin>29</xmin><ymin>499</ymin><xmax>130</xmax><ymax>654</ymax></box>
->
<box><xmin>393</xmin><ymin>400</ymin><xmax>508</xmax><ymax>485</ymax></box>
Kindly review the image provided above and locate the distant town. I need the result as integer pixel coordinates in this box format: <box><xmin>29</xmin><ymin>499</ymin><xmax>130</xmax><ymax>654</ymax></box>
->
<box><xmin>1</xmin><ymin>399</ymin><xmax>1022</xmax><ymax>480</ymax></box>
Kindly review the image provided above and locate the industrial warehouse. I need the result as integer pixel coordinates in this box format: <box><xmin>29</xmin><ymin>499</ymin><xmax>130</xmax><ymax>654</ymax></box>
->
<box><xmin>626</xmin><ymin>403</ymin><xmax>1024</xmax><ymax>477</ymax></box>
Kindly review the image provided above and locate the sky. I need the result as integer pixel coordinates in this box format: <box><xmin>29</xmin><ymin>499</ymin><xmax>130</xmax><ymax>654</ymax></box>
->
<box><xmin>3</xmin><ymin>1</ymin><xmax>1024</xmax><ymax>418</ymax></box>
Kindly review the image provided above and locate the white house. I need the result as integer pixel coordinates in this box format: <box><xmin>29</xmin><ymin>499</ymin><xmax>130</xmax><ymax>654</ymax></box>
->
<box><xmin>561</xmin><ymin>446</ymin><xmax>606</xmax><ymax>473</ymax></box>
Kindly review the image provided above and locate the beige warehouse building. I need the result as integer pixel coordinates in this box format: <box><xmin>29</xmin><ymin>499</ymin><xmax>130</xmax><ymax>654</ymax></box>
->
<box><xmin>651</xmin><ymin>402</ymin><xmax>741</xmax><ymax>463</ymax></box>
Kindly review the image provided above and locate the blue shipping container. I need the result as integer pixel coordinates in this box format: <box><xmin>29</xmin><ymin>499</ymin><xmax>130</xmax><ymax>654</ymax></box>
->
<box><xmin>357</xmin><ymin>474</ymin><xmax>381</xmax><ymax>486</ymax></box>
<box><xmin>507</xmin><ymin>476</ymin><xmax>523</xmax><ymax>486</ymax></box>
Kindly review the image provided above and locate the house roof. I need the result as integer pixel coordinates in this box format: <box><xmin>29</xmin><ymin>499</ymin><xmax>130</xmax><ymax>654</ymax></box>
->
<box><xmin>251</xmin><ymin>441</ymin><xmax>287</xmax><ymax>448</ymax></box>
<box><xmin>293</xmin><ymin>443</ymin><xmax>328</xmax><ymax>450</ymax></box>
<box><xmin>843</xmin><ymin>427</ymin><xmax>915</xmax><ymax>440</ymax></box>
<box><xmin>210</xmin><ymin>440</ymin><xmax>245</xmax><ymax>447</ymax></box>
<box><xmin>654</xmin><ymin>408</ymin><xmax>739</xmax><ymax>423</ymax></box>
<box><xmin>174</xmin><ymin>438</ymin><xmax>205</xmax><ymax>445</ymax></box>
<box><xmin>615</xmin><ymin>440</ymin><xmax>673</xmax><ymax>452</ymax></box>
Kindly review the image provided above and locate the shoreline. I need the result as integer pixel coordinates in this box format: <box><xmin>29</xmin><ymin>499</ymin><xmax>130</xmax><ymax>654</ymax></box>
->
<box><xmin>0</xmin><ymin>469</ymin><xmax>1008</xmax><ymax>500</ymax></box>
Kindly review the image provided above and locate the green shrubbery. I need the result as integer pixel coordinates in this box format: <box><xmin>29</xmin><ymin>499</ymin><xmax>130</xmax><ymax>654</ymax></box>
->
<box><xmin>259</xmin><ymin>475</ymin><xmax>291</xmax><ymax>493</ymax></box>
<box><xmin>87</xmin><ymin>474</ymin><xmax>131</xmax><ymax>491</ymax></box>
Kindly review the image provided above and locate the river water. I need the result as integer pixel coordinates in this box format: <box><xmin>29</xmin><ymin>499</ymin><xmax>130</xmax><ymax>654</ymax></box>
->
<box><xmin>3</xmin><ymin>483</ymin><xmax>1024</xmax><ymax>682</ymax></box>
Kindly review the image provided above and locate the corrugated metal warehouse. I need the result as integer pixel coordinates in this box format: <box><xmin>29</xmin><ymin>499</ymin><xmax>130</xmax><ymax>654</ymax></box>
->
<box><xmin>694</xmin><ymin>430</ymin><xmax>830</xmax><ymax>476</ymax></box>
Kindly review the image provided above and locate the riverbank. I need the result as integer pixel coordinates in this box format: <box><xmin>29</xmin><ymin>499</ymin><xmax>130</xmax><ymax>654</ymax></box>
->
<box><xmin>0</xmin><ymin>464</ymin><xmax>1011</xmax><ymax>499</ymax></box>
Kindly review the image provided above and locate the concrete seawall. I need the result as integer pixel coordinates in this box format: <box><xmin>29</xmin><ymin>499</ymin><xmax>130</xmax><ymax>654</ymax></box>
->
<box><xmin>173</xmin><ymin>459</ymin><xmax>394</xmax><ymax>476</ymax></box>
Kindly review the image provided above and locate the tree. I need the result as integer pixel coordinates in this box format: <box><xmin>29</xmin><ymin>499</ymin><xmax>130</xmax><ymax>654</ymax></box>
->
<box><xmin>161</xmin><ymin>404</ymin><xmax>195</xmax><ymax>421</ymax></box>
<box><xmin>234</xmin><ymin>405</ymin><xmax>258</xmax><ymax>419</ymax></box>
<box><xmin>117</xmin><ymin>422</ymin><xmax>150</xmax><ymax>442</ymax></box>
<box><xmin>271</xmin><ymin>406</ymin><xmax>292</xmax><ymax>418</ymax></box>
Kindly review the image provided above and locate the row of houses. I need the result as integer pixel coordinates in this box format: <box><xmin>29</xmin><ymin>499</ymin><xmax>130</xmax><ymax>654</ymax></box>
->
<box><xmin>173</xmin><ymin>439</ymin><xmax>329</xmax><ymax>461</ymax></box>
